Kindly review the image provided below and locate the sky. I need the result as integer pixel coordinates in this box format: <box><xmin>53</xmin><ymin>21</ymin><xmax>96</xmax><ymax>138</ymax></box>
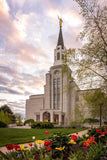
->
<box><xmin>0</xmin><ymin>0</ymin><xmax>106</xmax><ymax>118</ymax></box>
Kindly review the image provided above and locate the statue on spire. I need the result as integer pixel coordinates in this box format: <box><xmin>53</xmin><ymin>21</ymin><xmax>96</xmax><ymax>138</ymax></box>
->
<box><xmin>58</xmin><ymin>16</ymin><xmax>63</xmax><ymax>27</ymax></box>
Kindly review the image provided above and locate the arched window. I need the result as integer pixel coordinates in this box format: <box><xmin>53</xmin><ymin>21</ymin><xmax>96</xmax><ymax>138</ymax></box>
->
<box><xmin>57</xmin><ymin>52</ymin><xmax>60</xmax><ymax>60</ymax></box>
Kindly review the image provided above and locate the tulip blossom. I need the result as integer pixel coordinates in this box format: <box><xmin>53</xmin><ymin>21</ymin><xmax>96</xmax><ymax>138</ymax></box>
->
<box><xmin>14</xmin><ymin>145</ymin><xmax>20</xmax><ymax>151</ymax></box>
<box><xmin>71</xmin><ymin>135</ymin><xmax>78</xmax><ymax>140</ymax></box>
<box><xmin>29</xmin><ymin>143</ymin><xmax>33</xmax><ymax>146</ymax></box>
<box><xmin>96</xmin><ymin>129</ymin><xmax>101</xmax><ymax>133</ymax></box>
<box><xmin>47</xmin><ymin>147</ymin><xmax>51</xmax><ymax>151</ymax></box>
<box><xmin>69</xmin><ymin>139</ymin><xmax>76</xmax><ymax>144</ymax></box>
<box><xmin>6</xmin><ymin>144</ymin><xmax>15</xmax><ymax>150</ymax></box>
<box><xmin>55</xmin><ymin>146</ymin><xmax>65</xmax><ymax>151</ymax></box>
<box><xmin>35</xmin><ymin>140</ymin><xmax>44</xmax><ymax>144</ymax></box>
<box><xmin>32</xmin><ymin>136</ymin><xmax>35</xmax><ymax>140</ymax></box>
<box><xmin>44</xmin><ymin>141</ymin><xmax>51</xmax><ymax>146</ymax></box>
<box><xmin>45</xmin><ymin>131</ymin><xmax>49</xmax><ymax>134</ymax></box>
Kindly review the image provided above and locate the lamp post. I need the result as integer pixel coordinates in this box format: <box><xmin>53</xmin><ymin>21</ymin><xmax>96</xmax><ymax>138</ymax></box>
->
<box><xmin>100</xmin><ymin>104</ymin><xmax>102</xmax><ymax>127</ymax></box>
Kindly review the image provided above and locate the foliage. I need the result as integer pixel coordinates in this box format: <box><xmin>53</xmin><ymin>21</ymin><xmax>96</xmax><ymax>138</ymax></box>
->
<box><xmin>69</xmin><ymin>151</ymin><xmax>83</xmax><ymax>160</ymax></box>
<box><xmin>0</xmin><ymin>110</ymin><xmax>12</xmax><ymax>125</ymax></box>
<box><xmin>49</xmin><ymin>132</ymin><xmax>70</xmax><ymax>151</ymax></box>
<box><xmin>86</xmin><ymin>142</ymin><xmax>107</xmax><ymax>160</ymax></box>
<box><xmin>15</xmin><ymin>114</ymin><xmax>23</xmax><ymax>126</ymax></box>
<box><xmin>72</xmin><ymin>104</ymin><xmax>86</xmax><ymax>125</ymax></box>
<box><xmin>0</xmin><ymin>121</ymin><xmax>7</xmax><ymax>128</ymax></box>
<box><xmin>0</xmin><ymin>105</ymin><xmax>16</xmax><ymax>124</ymax></box>
<box><xmin>83</xmin><ymin>118</ymin><xmax>99</xmax><ymax>124</ymax></box>
<box><xmin>84</xmin><ymin>89</ymin><xmax>107</xmax><ymax>121</ymax></box>
<box><xmin>63</xmin><ymin>0</ymin><xmax>107</xmax><ymax>88</ymax></box>
<box><xmin>31</xmin><ymin>122</ymin><xmax>54</xmax><ymax>129</ymax></box>
<box><xmin>24</xmin><ymin>119</ymin><xmax>34</xmax><ymax>126</ymax></box>
<box><xmin>0</xmin><ymin>105</ymin><xmax>13</xmax><ymax>114</ymax></box>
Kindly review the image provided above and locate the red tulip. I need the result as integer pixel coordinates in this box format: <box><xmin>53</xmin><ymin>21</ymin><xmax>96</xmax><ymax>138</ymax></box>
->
<box><xmin>6</xmin><ymin>144</ymin><xmax>15</xmax><ymax>150</ymax></box>
<box><xmin>14</xmin><ymin>144</ymin><xmax>20</xmax><ymax>151</ymax></box>
<box><xmin>44</xmin><ymin>141</ymin><xmax>51</xmax><ymax>146</ymax></box>
<box><xmin>47</xmin><ymin>147</ymin><xmax>51</xmax><ymax>151</ymax></box>
<box><xmin>72</xmin><ymin>135</ymin><xmax>78</xmax><ymax>140</ymax></box>
<box><xmin>89</xmin><ymin>137</ymin><xmax>95</xmax><ymax>141</ymax></box>
<box><xmin>96</xmin><ymin>129</ymin><xmax>101</xmax><ymax>133</ymax></box>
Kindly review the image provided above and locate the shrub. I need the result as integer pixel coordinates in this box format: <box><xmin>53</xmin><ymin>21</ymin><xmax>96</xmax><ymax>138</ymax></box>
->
<box><xmin>24</xmin><ymin>119</ymin><xmax>34</xmax><ymax>126</ymax></box>
<box><xmin>31</xmin><ymin>122</ymin><xmax>54</xmax><ymax>129</ymax></box>
<box><xmin>16</xmin><ymin>122</ymin><xmax>23</xmax><ymax>126</ymax></box>
<box><xmin>83</xmin><ymin>118</ymin><xmax>99</xmax><ymax>124</ymax></box>
<box><xmin>0</xmin><ymin>121</ymin><xmax>7</xmax><ymax>128</ymax></box>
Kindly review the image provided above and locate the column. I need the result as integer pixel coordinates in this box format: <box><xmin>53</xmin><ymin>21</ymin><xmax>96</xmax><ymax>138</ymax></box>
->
<box><xmin>50</xmin><ymin>112</ymin><xmax>53</xmax><ymax>123</ymax></box>
<box><xmin>59</xmin><ymin>114</ymin><xmax>62</xmax><ymax>125</ymax></box>
<box><xmin>40</xmin><ymin>112</ymin><xmax>43</xmax><ymax>122</ymax></box>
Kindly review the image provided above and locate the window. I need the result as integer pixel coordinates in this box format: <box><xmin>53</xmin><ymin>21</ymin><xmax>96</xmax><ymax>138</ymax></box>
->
<box><xmin>57</xmin><ymin>78</ymin><xmax>60</xmax><ymax>86</ymax></box>
<box><xmin>53</xmin><ymin>94</ymin><xmax>56</xmax><ymax>109</ymax></box>
<box><xmin>53</xmin><ymin>78</ymin><xmax>60</xmax><ymax>110</ymax></box>
<box><xmin>57</xmin><ymin>78</ymin><xmax>60</xmax><ymax>109</ymax></box>
<box><xmin>57</xmin><ymin>94</ymin><xmax>60</xmax><ymax>109</ymax></box>
<box><xmin>57</xmin><ymin>52</ymin><xmax>60</xmax><ymax>60</ymax></box>
<box><xmin>54</xmin><ymin>70</ymin><xmax>59</xmax><ymax>75</ymax></box>
<box><xmin>36</xmin><ymin>115</ymin><xmax>40</xmax><ymax>122</ymax></box>
<box><xmin>53</xmin><ymin>79</ymin><xmax>56</xmax><ymax>88</ymax></box>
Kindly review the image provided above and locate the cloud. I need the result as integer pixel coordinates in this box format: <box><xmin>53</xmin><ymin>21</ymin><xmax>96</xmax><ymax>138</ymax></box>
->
<box><xmin>0</xmin><ymin>0</ymin><xmax>89</xmax><ymax>118</ymax></box>
<box><xmin>0</xmin><ymin>86</ymin><xmax>22</xmax><ymax>95</ymax></box>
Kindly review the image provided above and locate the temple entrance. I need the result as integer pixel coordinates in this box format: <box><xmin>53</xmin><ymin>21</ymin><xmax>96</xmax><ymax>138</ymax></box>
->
<box><xmin>43</xmin><ymin>112</ymin><xmax>50</xmax><ymax>122</ymax></box>
<box><xmin>54</xmin><ymin>114</ymin><xmax>59</xmax><ymax>124</ymax></box>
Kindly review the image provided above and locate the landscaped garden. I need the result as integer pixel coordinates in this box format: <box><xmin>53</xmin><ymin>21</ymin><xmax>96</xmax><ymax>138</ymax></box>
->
<box><xmin>0</xmin><ymin>127</ymin><xmax>85</xmax><ymax>147</ymax></box>
<box><xmin>0</xmin><ymin>126</ymin><xmax>107</xmax><ymax>160</ymax></box>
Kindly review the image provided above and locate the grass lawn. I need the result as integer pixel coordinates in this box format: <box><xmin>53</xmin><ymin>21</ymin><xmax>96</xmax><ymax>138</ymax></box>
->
<box><xmin>0</xmin><ymin>128</ymin><xmax>85</xmax><ymax>147</ymax></box>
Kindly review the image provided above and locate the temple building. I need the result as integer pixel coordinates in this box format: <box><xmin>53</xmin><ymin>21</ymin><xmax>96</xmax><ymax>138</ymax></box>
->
<box><xmin>25</xmin><ymin>19</ymin><xmax>89</xmax><ymax>126</ymax></box>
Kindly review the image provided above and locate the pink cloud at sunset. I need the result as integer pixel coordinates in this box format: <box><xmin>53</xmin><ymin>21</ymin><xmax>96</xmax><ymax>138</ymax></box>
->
<box><xmin>0</xmin><ymin>0</ymin><xmax>106</xmax><ymax>118</ymax></box>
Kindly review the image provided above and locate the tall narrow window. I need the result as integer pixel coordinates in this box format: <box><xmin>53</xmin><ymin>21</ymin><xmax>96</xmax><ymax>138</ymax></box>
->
<box><xmin>57</xmin><ymin>78</ymin><xmax>60</xmax><ymax>109</ymax></box>
<box><xmin>53</xmin><ymin>79</ymin><xmax>56</xmax><ymax>109</ymax></box>
<box><xmin>57</xmin><ymin>52</ymin><xmax>60</xmax><ymax>60</ymax></box>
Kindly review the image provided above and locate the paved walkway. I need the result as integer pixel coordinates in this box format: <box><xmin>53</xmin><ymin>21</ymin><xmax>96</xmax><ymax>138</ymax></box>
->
<box><xmin>0</xmin><ymin>129</ymin><xmax>88</xmax><ymax>154</ymax></box>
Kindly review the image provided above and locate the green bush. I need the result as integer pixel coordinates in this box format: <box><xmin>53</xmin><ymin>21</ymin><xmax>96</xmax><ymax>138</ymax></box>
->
<box><xmin>16</xmin><ymin>122</ymin><xmax>23</xmax><ymax>126</ymax></box>
<box><xmin>31</xmin><ymin>122</ymin><xmax>54</xmax><ymax>129</ymax></box>
<box><xmin>24</xmin><ymin>119</ymin><xmax>34</xmax><ymax>126</ymax></box>
<box><xmin>83</xmin><ymin>118</ymin><xmax>99</xmax><ymax>124</ymax></box>
<box><xmin>0</xmin><ymin>121</ymin><xmax>7</xmax><ymax>128</ymax></box>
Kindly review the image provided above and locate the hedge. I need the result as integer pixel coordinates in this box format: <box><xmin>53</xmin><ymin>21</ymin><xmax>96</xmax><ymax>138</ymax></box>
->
<box><xmin>0</xmin><ymin>121</ymin><xmax>7</xmax><ymax>128</ymax></box>
<box><xmin>31</xmin><ymin>122</ymin><xmax>54</xmax><ymax>129</ymax></box>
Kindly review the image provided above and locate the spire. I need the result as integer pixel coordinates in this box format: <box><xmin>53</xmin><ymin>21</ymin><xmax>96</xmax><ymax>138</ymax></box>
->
<box><xmin>57</xmin><ymin>17</ymin><xmax>64</xmax><ymax>49</ymax></box>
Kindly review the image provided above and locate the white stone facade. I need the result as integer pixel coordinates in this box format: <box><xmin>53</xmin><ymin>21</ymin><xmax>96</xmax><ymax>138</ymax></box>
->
<box><xmin>25</xmin><ymin>26</ymin><xmax>90</xmax><ymax>126</ymax></box>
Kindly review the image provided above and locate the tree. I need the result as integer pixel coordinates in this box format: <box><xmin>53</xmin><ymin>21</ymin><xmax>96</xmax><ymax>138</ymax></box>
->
<box><xmin>0</xmin><ymin>105</ymin><xmax>13</xmax><ymax>114</ymax></box>
<box><xmin>63</xmin><ymin>0</ymin><xmax>107</xmax><ymax>89</ymax></box>
<box><xmin>0</xmin><ymin>110</ymin><xmax>12</xmax><ymax>124</ymax></box>
<box><xmin>0</xmin><ymin>105</ymin><xmax>16</xmax><ymax>123</ymax></box>
<box><xmin>84</xmin><ymin>89</ymin><xmax>107</xmax><ymax>123</ymax></box>
<box><xmin>15</xmin><ymin>114</ymin><xmax>23</xmax><ymax>126</ymax></box>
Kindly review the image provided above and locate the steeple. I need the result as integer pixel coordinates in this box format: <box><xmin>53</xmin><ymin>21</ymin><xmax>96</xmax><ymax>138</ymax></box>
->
<box><xmin>54</xmin><ymin>18</ymin><xmax>66</xmax><ymax>66</ymax></box>
<box><xmin>57</xmin><ymin>17</ymin><xmax>64</xmax><ymax>49</ymax></box>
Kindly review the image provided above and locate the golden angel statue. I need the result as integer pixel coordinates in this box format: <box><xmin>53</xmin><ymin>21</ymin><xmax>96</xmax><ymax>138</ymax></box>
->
<box><xmin>58</xmin><ymin>16</ymin><xmax>63</xmax><ymax>27</ymax></box>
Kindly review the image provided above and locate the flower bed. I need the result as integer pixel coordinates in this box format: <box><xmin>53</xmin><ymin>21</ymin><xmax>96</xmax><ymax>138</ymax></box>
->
<box><xmin>0</xmin><ymin>126</ymin><xmax>107</xmax><ymax>160</ymax></box>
